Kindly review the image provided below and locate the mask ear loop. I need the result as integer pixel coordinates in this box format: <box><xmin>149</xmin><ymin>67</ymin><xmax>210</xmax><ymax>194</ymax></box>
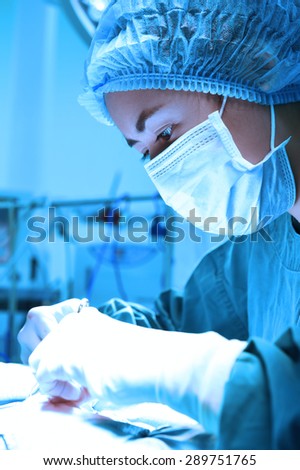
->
<box><xmin>270</xmin><ymin>104</ymin><xmax>276</xmax><ymax>151</ymax></box>
<box><xmin>219</xmin><ymin>96</ymin><xmax>228</xmax><ymax>117</ymax></box>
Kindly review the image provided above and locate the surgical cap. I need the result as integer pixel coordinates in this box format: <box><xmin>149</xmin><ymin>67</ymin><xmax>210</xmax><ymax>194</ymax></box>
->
<box><xmin>78</xmin><ymin>0</ymin><xmax>300</xmax><ymax>125</ymax></box>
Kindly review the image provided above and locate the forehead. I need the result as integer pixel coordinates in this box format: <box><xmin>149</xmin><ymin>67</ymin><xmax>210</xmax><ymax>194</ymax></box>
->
<box><xmin>104</xmin><ymin>89</ymin><xmax>176</xmax><ymax>133</ymax></box>
<box><xmin>105</xmin><ymin>89</ymin><xmax>176</xmax><ymax>112</ymax></box>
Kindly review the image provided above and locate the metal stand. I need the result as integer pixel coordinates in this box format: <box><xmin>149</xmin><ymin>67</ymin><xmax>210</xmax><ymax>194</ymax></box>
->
<box><xmin>0</xmin><ymin>193</ymin><xmax>173</xmax><ymax>361</ymax></box>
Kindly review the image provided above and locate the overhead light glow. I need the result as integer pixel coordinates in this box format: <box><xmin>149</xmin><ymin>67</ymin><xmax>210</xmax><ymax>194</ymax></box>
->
<box><xmin>89</xmin><ymin>0</ymin><xmax>107</xmax><ymax>11</ymax></box>
<box><xmin>69</xmin><ymin>0</ymin><xmax>110</xmax><ymax>37</ymax></box>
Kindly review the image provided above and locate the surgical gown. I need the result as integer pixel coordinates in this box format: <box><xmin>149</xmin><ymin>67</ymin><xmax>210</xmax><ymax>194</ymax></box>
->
<box><xmin>99</xmin><ymin>212</ymin><xmax>300</xmax><ymax>449</ymax></box>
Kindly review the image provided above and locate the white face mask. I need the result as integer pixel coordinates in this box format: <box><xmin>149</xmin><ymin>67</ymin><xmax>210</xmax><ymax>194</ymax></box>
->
<box><xmin>144</xmin><ymin>99</ymin><xmax>296</xmax><ymax>236</ymax></box>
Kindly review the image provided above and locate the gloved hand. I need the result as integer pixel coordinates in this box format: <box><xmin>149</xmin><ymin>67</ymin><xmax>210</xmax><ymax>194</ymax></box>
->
<box><xmin>29</xmin><ymin>308</ymin><xmax>246</xmax><ymax>433</ymax></box>
<box><xmin>17</xmin><ymin>298</ymin><xmax>82</xmax><ymax>364</ymax></box>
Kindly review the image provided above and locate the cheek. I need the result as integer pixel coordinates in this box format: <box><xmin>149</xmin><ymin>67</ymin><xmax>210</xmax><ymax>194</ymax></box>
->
<box><xmin>174</xmin><ymin>98</ymin><xmax>220</xmax><ymax>134</ymax></box>
<box><xmin>222</xmin><ymin>100</ymin><xmax>272</xmax><ymax>165</ymax></box>
<box><xmin>227</xmin><ymin>118</ymin><xmax>271</xmax><ymax>164</ymax></box>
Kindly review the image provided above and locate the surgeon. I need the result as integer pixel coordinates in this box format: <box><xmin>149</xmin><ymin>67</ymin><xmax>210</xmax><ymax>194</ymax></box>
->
<box><xmin>18</xmin><ymin>0</ymin><xmax>300</xmax><ymax>449</ymax></box>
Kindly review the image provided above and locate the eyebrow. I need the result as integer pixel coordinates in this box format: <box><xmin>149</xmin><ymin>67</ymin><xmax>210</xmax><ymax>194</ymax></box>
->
<box><xmin>124</xmin><ymin>105</ymin><xmax>163</xmax><ymax>148</ymax></box>
<box><xmin>135</xmin><ymin>105</ymin><xmax>163</xmax><ymax>132</ymax></box>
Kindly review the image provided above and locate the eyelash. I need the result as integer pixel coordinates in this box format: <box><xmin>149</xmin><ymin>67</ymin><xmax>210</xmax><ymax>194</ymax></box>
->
<box><xmin>140</xmin><ymin>126</ymin><xmax>174</xmax><ymax>163</ymax></box>
<box><xmin>157</xmin><ymin>125</ymin><xmax>173</xmax><ymax>142</ymax></box>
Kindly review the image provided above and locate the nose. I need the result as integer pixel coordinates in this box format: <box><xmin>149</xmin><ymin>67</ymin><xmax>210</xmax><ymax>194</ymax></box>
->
<box><xmin>146</xmin><ymin>144</ymin><xmax>164</xmax><ymax>160</ymax></box>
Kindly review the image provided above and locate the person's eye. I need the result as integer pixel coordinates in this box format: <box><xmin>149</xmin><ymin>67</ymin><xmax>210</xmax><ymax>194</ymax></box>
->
<box><xmin>140</xmin><ymin>126</ymin><xmax>174</xmax><ymax>163</ymax></box>
<box><xmin>157</xmin><ymin>125</ymin><xmax>173</xmax><ymax>142</ymax></box>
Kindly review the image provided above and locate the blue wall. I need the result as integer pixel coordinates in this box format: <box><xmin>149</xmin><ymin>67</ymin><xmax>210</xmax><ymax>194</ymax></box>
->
<box><xmin>0</xmin><ymin>0</ymin><xmax>157</xmax><ymax>199</ymax></box>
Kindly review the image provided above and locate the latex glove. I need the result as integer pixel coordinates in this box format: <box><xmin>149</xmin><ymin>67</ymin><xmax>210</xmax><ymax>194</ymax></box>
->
<box><xmin>29</xmin><ymin>308</ymin><xmax>246</xmax><ymax>433</ymax></box>
<box><xmin>17</xmin><ymin>298</ymin><xmax>82</xmax><ymax>364</ymax></box>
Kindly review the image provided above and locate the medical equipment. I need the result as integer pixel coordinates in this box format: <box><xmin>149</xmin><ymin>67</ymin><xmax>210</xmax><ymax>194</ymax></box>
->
<box><xmin>77</xmin><ymin>297</ymin><xmax>89</xmax><ymax>312</ymax></box>
<box><xmin>0</xmin><ymin>196</ymin><xmax>60</xmax><ymax>362</ymax></box>
<box><xmin>0</xmin><ymin>194</ymin><xmax>173</xmax><ymax>361</ymax></box>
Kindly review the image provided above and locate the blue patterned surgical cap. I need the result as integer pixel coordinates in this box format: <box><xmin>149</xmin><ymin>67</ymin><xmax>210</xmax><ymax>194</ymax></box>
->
<box><xmin>78</xmin><ymin>0</ymin><xmax>300</xmax><ymax>125</ymax></box>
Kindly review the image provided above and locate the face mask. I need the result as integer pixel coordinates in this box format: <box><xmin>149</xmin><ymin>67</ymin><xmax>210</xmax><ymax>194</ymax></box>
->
<box><xmin>144</xmin><ymin>99</ymin><xmax>296</xmax><ymax>236</ymax></box>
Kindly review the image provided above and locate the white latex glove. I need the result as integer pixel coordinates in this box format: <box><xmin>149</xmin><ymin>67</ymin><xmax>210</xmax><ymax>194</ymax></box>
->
<box><xmin>17</xmin><ymin>298</ymin><xmax>82</xmax><ymax>364</ymax></box>
<box><xmin>29</xmin><ymin>308</ymin><xmax>246</xmax><ymax>433</ymax></box>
